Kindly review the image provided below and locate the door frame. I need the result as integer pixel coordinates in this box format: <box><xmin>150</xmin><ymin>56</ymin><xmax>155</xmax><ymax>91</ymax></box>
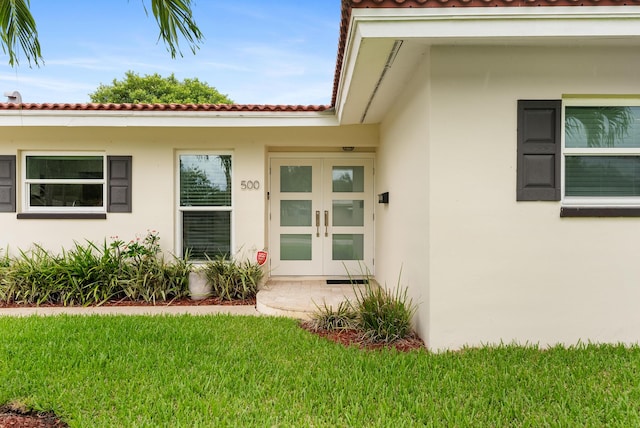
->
<box><xmin>267</xmin><ymin>152</ymin><xmax>376</xmax><ymax>277</ymax></box>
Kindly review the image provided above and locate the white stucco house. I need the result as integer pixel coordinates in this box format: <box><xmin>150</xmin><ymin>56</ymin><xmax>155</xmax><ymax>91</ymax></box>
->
<box><xmin>2</xmin><ymin>0</ymin><xmax>640</xmax><ymax>350</ymax></box>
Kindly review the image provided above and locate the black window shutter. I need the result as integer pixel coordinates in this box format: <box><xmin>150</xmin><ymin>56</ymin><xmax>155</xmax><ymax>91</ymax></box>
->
<box><xmin>517</xmin><ymin>100</ymin><xmax>562</xmax><ymax>201</ymax></box>
<box><xmin>0</xmin><ymin>155</ymin><xmax>16</xmax><ymax>212</ymax></box>
<box><xmin>107</xmin><ymin>156</ymin><xmax>132</xmax><ymax>212</ymax></box>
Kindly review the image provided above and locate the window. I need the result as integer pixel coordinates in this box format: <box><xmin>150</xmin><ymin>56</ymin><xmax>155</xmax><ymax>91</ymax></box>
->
<box><xmin>178</xmin><ymin>154</ymin><xmax>232</xmax><ymax>259</ymax></box>
<box><xmin>563</xmin><ymin>101</ymin><xmax>640</xmax><ymax>206</ymax></box>
<box><xmin>23</xmin><ymin>154</ymin><xmax>106</xmax><ymax>212</ymax></box>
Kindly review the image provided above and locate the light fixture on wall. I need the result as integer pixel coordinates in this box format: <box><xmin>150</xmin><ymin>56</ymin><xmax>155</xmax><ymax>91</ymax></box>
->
<box><xmin>378</xmin><ymin>192</ymin><xmax>389</xmax><ymax>204</ymax></box>
<box><xmin>342</xmin><ymin>146</ymin><xmax>355</xmax><ymax>152</ymax></box>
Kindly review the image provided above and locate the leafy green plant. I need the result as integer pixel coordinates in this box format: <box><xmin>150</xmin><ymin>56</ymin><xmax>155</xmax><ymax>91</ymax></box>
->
<box><xmin>353</xmin><ymin>274</ymin><xmax>417</xmax><ymax>344</ymax></box>
<box><xmin>0</xmin><ymin>231</ymin><xmax>190</xmax><ymax>306</ymax></box>
<box><xmin>0</xmin><ymin>248</ymin><xmax>9</xmax><ymax>268</ymax></box>
<box><xmin>203</xmin><ymin>255</ymin><xmax>263</xmax><ymax>300</ymax></box>
<box><xmin>0</xmin><ymin>245</ymin><xmax>63</xmax><ymax>305</ymax></box>
<box><xmin>309</xmin><ymin>300</ymin><xmax>358</xmax><ymax>332</ymax></box>
<box><xmin>0</xmin><ymin>249</ymin><xmax>9</xmax><ymax>288</ymax></box>
<box><xmin>308</xmin><ymin>269</ymin><xmax>417</xmax><ymax>344</ymax></box>
<box><xmin>116</xmin><ymin>231</ymin><xmax>191</xmax><ymax>303</ymax></box>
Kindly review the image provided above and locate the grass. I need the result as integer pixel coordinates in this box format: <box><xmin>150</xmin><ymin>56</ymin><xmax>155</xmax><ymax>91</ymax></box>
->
<box><xmin>1</xmin><ymin>316</ymin><xmax>640</xmax><ymax>426</ymax></box>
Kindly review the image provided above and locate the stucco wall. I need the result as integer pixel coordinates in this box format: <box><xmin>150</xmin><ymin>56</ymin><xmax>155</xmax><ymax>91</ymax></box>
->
<box><xmin>0</xmin><ymin>125</ymin><xmax>377</xmax><ymax>261</ymax></box>
<box><xmin>377</xmin><ymin>50</ymin><xmax>431</xmax><ymax>345</ymax></box>
<box><xmin>424</xmin><ymin>45</ymin><xmax>640</xmax><ymax>350</ymax></box>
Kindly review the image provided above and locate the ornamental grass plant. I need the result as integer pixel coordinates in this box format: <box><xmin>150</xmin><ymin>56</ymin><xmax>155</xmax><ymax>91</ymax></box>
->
<box><xmin>308</xmin><ymin>300</ymin><xmax>359</xmax><ymax>332</ymax></box>
<box><xmin>203</xmin><ymin>255</ymin><xmax>263</xmax><ymax>301</ymax></box>
<box><xmin>353</xmin><ymin>277</ymin><xmax>417</xmax><ymax>344</ymax></box>
<box><xmin>310</xmin><ymin>268</ymin><xmax>417</xmax><ymax>344</ymax></box>
<box><xmin>0</xmin><ymin>232</ymin><xmax>190</xmax><ymax>306</ymax></box>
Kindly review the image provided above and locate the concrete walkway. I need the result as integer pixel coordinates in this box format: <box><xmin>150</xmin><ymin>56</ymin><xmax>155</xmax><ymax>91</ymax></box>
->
<box><xmin>0</xmin><ymin>304</ymin><xmax>259</xmax><ymax>317</ymax></box>
<box><xmin>256</xmin><ymin>277</ymin><xmax>366</xmax><ymax>320</ymax></box>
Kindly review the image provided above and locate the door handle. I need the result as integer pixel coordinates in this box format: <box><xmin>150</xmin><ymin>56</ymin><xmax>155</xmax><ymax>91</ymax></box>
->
<box><xmin>315</xmin><ymin>210</ymin><xmax>320</xmax><ymax>237</ymax></box>
<box><xmin>324</xmin><ymin>210</ymin><xmax>329</xmax><ymax>237</ymax></box>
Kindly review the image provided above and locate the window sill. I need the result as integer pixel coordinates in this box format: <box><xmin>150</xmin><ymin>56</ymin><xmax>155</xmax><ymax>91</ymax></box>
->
<box><xmin>17</xmin><ymin>213</ymin><xmax>107</xmax><ymax>220</ymax></box>
<box><xmin>560</xmin><ymin>207</ymin><xmax>640</xmax><ymax>217</ymax></box>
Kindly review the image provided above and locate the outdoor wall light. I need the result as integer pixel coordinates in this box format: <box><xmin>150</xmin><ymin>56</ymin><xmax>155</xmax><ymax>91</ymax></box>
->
<box><xmin>342</xmin><ymin>146</ymin><xmax>355</xmax><ymax>152</ymax></box>
<box><xmin>378</xmin><ymin>192</ymin><xmax>389</xmax><ymax>204</ymax></box>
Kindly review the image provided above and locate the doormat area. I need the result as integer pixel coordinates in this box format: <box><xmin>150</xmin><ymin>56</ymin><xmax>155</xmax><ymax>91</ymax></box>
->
<box><xmin>326</xmin><ymin>279</ymin><xmax>369</xmax><ymax>285</ymax></box>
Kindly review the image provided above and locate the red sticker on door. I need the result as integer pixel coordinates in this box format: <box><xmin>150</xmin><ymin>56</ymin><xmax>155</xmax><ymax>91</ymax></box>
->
<box><xmin>256</xmin><ymin>251</ymin><xmax>268</xmax><ymax>266</ymax></box>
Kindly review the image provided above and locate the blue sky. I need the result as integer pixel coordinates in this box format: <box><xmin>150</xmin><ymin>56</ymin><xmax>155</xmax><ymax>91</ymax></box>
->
<box><xmin>0</xmin><ymin>1</ymin><xmax>342</xmax><ymax>105</ymax></box>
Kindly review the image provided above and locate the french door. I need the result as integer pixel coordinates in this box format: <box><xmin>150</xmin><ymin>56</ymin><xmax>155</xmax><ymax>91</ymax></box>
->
<box><xmin>269</xmin><ymin>157</ymin><xmax>374</xmax><ymax>276</ymax></box>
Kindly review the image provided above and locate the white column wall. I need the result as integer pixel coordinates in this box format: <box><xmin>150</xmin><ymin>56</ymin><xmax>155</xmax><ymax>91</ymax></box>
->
<box><xmin>377</xmin><ymin>51</ymin><xmax>431</xmax><ymax>345</ymax></box>
<box><xmin>426</xmin><ymin>45</ymin><xmax>640</xmax><ymax>350</ymax></box>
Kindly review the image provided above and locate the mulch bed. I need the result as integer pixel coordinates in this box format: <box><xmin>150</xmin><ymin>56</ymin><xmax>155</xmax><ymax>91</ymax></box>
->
<box><xmin>0</xmin><ymin>405</ymin><xmax>68</xmax><ymax>428</ymax></box>
<box><xmin>299</xmin><ymin>321</ymin><xmax>426</xmax><ymax>352</ymax></box>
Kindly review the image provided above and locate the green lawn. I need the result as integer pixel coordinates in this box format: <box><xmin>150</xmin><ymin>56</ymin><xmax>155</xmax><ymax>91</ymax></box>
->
<box><xmin>0</xmin><ymin>315</ymin><xmax>639</xmax><ymax>427</ymax></box>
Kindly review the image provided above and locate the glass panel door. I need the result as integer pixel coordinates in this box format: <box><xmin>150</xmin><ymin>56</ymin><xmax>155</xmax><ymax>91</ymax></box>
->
<box><xmin>270</xmin><ymin>159</ymin><xmax>323</xmax><ymax>275</ymax></box>
<box><xmin>323</xmin><ymin>160</ymin><xmax>373</xmax><ymax>276</ymax></box>
<box><xmin>269</xmin><ymin>157</ymin><xmax>373</xmax><ymax>276</ymax></box>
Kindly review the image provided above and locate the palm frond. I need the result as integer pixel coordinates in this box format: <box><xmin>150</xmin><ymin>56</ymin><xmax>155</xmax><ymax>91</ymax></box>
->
<box><xmin>0</xmin><ymin>0</ymin><xmax>42</xmax><ymax>66</ymax></box>
<box><xmin>147</xmin><ymin>0</ymin><xmax>203</xmax><ymax>58</ymax></box>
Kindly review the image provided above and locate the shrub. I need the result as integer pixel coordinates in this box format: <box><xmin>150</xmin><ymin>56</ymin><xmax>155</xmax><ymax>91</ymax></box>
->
<box><xmin>115</xmin><ymin>232</ymin><xmax>190</xmax><ymax>303</ymax></box>
<box><xmin>0</xmin><ymin>249</ymin><xmax>9</xmax><ymax>287</ymax></box>
<box><xmin>0</xmin><ymin>245</ymin><xmax>63</xmax><ymax>305</ymax></box>
<box><xmin>308</xmin><ymin>271</ymin><xmax>417</xmax><ymax>345</ymax></box>
<box><xmin>308</xmin><ymin>300</ymin><xmax>358</xmax><ymax>332</ymax></box>
<box><xmin>354</xmin><ymin>278</ymin><xmax>417</xmax><ymax>344</ymax></box>
<box><xmin>0</xmin><ymin>249</ymin><xmax>9</xmax><ymax>268</ymax></box>
<box><xmin>0</xmin><ymin>232</ymin><xmax>190</xmax><ymax>306</ymax></box>
<box><xmin>203</xmin><ymin>255</ymin><xmax>263</xmax><ymax>301</ymax></box>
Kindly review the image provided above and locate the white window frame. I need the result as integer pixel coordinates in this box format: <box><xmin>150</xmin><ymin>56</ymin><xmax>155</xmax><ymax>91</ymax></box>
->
<box><xmin>175</xmin><ymin>151</ymin><xmax>234</xmax><ymax>260</ymax></box>
<box><xmin>562</xmin><ymin>98</ymin><xmax>640</xmax><ymax>208</ymax></box>
<box><xmin>22</xmin><ymin>152</ymin><xmax>107</xmax><ymax>213</ymax></box>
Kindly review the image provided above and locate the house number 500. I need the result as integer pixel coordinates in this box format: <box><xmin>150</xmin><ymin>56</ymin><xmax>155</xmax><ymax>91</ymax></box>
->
<box><xmin>241</xmin><ymin>180</ymin><xmax>260</xmax><ymax>190</ymax></box>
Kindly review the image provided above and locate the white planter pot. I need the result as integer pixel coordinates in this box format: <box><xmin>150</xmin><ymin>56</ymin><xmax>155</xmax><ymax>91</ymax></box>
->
<box><xmin>188</xmin><ymin>271</ymin><xmax>212</xmax><ymax>300</ymax></box>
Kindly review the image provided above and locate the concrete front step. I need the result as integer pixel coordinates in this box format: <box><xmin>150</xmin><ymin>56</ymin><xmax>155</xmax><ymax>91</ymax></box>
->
<box><xmin>256</xmin><ymin>277</ymin><xmax>368</xmax><ymax>319</ymax></box>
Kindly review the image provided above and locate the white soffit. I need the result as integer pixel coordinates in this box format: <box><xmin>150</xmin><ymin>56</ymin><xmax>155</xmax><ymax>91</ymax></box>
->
<box><xmin>336</xmin><ymin>6</ymin><xmax>640</xmax><ymax>124</ymax></box>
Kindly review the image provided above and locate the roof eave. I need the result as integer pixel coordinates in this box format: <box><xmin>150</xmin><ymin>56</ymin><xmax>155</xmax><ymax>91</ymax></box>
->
<box><xmin>0</xmin><ymin>107</ymin><xmax>339</xmax><ymax>128</ymax></box>
<box><xmin>334</xmin><ymin>4</ymin><xmax>640</xmax><ymax>125</ymax></box>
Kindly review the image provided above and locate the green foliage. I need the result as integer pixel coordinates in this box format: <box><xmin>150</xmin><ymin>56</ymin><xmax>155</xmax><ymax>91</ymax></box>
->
<box><xmin>309</xmin><ymin>300</ymin><xmax>358</xmax><ymax>332</ymax></box>
<box><xmin>203</xmin><ymin>255</ymin><xmax>263</xmax><ymax>301</ymax></box>
<box><xmin>1</xmin><ymin>0</ymin><xmax>202</xmax><ymax>67</ymax></box>
<box><xmin>0</xmin><ymin>249</ymin><xmax>9</xmax><ymax>268</ymax></box>
<box><xmin>0</xmin><ymin>231</ymin><xmax>190</xmax><ymax>306</ymax></box>
<box><xmin>114</xmin><ymin>232</ymin><xmax>191</xmax><ymax>303</ymax></box>
<box><xmin>147</xmin><ymin>0</ymin><xmax>203</xmax><ymax>58</ymax></box>
<box><xmin>310</xmin><ymin>273</ymin><xmax>417</xmax><ymax>344</ymax></box>
<box><xmin>90</xmin><ymin>71</ymin><xmax>233</xmax><ymax>104</ymax></box>
<box><xmin>354</xmin><ymin>279</ymin><xmax>416</xmax><ymax>343</ymax></box>
<box><xmin>0</xmin><ymin>0</ymin><xmax>41</xmax><ymax>66</ymax></box>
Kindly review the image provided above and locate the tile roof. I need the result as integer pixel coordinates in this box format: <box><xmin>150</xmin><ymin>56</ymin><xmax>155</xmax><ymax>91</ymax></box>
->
<box><xmin>0</xmin><ymin>102</ymin><xmax>330</xmax><ymax>112</ymax></box>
